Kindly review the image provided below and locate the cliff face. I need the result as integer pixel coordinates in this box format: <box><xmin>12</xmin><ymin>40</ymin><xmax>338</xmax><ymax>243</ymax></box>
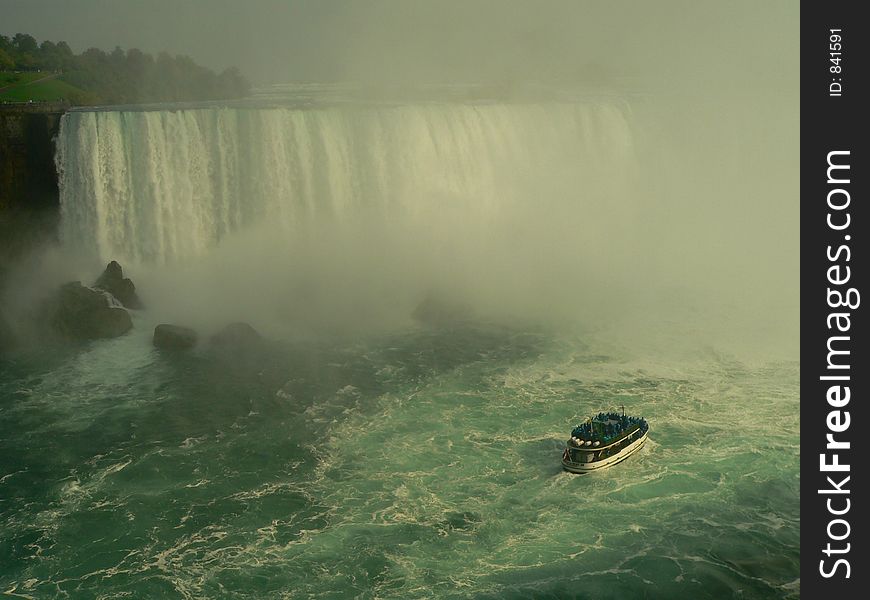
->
<box><xmin>0</xmin><ymin>103</ymin><xmax>68</xmax><ymax>288</ymax></box>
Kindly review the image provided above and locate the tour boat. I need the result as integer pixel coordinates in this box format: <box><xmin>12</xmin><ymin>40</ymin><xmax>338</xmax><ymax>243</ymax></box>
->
<box><xmin>561</xmin><ymin>409</ymin><xmax>649</xmax><ymax>473</ymax></box>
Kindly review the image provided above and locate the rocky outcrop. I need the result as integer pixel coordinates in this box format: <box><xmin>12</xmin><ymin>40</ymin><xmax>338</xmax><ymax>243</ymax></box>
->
<box><xmin>207</xmin><ymin>323</ymin><xmax>266</xmax><ymax>369</ymax></box>
<box><xmin>153</xmin><ymin>324</ymin><xmax>198</xmax><ymax>350</ymax></box>
<box><xmin>0</xmin><ymin>106</ymin><xmax>67</xmax><ymax>291</ymax></box>
<box><xmin>41</xmin><ymin>281</ymin><xmax>132</xmax><ymax>340</ymax></box>
<box><xmin>0</xmin><ymin>106</ymin><xmax>66</xmax><ymax>215</ymax></box>
<box><xmin>94</xmin><ymin>261</ymin><xmax>142</xmax><ymax>309</ymax></box>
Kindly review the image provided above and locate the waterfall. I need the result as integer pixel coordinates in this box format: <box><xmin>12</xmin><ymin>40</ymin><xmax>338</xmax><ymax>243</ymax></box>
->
<box><xmin>56</xmin><ymin>102</ymin><xmax>635</xmax><ymax>265</ymax></box>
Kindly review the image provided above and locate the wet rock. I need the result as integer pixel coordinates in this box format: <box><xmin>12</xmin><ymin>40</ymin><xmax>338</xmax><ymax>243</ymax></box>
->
<box><xmin>42</xmin><ymin>281</ymin><xmax>132</xmax><ymax>340</ymax></box>
<box><xmin>153</xmin><ymin>324</ymin><xmax>198</xmax><ymax>350</ymax></box>
<box><xmin>94</xmin><ymin>260</ymin><xmax>142</xmax><ymax>309</ymax></box>
<box><xmin>207</xmin><ymin>322</ymin><xmax>267</xmax><ymax>370</ymax></box>
<box><xmin>80</xmin><ymin>306</ymin><xmax>134</xmax><ymax>339</ymax></box>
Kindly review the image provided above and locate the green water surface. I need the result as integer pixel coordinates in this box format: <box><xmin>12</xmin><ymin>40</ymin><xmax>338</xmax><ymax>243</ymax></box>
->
<box><xmin>0</xmin><ymin>317</ymin><xmax>799</xmax><ymax>599</ymax></box>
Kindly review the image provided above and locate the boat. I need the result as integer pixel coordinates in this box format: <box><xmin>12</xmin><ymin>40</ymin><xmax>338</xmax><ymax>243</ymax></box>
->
<box><xmin>561</xmin><ymin>408</ymin><xmax>649</xmax><ymax>473</ymax></box>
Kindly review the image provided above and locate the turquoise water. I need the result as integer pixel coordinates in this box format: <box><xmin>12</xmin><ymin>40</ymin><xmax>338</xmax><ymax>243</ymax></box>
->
<box><xmin>1</xmin><ymin>314</ymin><xmax>799</xmax><ymax>599</ymax></box>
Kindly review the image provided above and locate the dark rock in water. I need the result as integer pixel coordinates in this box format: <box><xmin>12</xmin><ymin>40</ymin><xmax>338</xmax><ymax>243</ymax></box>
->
<box><xmin>42</xmin><ymin>281</ymin><xmax>133</xmax><ymax>340</ymax></box>
<box><xmin>208</xmin><ymin>323</ymin><xmax>266</xmax><ymax>370</ymax></box>
<box><xmin>94</xmin><ymin>260</ymin><xmax>142</xmax><ymax>309</ymax></box>
<box><xmin>81</xmin><ymin>307</ymin><xmax>134</xmax><ymax>339</ymax></box>
<box><xmin>210</xmin><ymin>322</ymin><xmax>262</xmax><ymax>347</ymax></box>
<box><xmin>153</xmin><ymin>324</ymin><xmax>198</xmax><ymax>350</ymax></box>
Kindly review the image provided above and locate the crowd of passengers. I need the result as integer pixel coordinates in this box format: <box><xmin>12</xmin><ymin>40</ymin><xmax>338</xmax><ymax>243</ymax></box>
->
<box><xmin>570</xmin><ymin>412</ymin><xmax>649</xmax><ymax>442</ymax></box>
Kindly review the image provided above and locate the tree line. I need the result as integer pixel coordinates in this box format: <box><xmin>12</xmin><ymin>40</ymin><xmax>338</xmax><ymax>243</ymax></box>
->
<box><xmin>1</xmin><ymin>33</ymin><xmax>250</xmax><ymax>104</ymax></box>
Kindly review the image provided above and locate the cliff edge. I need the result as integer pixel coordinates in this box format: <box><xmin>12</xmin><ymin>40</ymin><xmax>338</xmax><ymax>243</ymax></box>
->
<box><xmin>0</xmin><ymin>102</ymin><xmax>68</xmax><ymax>289</ymax></box>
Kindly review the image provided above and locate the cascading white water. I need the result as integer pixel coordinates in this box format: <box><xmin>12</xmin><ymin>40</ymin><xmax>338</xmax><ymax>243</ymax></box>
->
<box><xmin>56</xmin><ymin>102</ymin><xmax>635</xmax><ymax>265</ymax></box>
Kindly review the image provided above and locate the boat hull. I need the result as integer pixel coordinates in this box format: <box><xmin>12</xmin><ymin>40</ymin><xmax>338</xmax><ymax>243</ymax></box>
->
<box><xmin>561</xmin><ymin>429</ymin><xmax>648</xmax><ymax>473</ymax></box>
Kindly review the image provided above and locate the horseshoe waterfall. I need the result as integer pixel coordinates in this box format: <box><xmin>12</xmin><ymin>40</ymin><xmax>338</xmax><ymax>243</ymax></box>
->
<box><xmin>56</xmin><ymin>103</ymin><xmax>634</xmax><ymax>265</ymax></box>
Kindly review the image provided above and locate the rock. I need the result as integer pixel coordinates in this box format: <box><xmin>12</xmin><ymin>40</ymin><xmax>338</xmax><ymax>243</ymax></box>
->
<box><xmin>209</xmin><ymin>322</ymin><xmax>262</xmax><ymax>347</ymax></box>
<box><xmin>42</xmin><ymin>281</ymin><xmax>132</xmax><ymax>340</ymax></box>
<box><xmin>208</xmin><ymin>322</ymin><xmax>266</xmax><ymax>369</ymax></box>
<box><xmin>94</xmin><ymin>260</ymin><xmax>142</xmax><ymax>309</ymax></box>
<box><xmin>153</xmin><ymin>324</ymin><xmax>198</xmax><ymax>350</ymax></box>
<box><xmin>81</xmin><ymin>307</ymin><xmax>135</xmax><ymax>339</ymax></box>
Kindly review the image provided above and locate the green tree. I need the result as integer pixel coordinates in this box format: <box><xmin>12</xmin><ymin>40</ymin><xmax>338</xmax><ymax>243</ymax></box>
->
<box><xmin>0</xmin><ymin>48</ymin><xmax>14</xmax><ymax>70</ymax></box>
<box><xmin>12</xmin><ymin>33</ymin><xmax>38</xmax><ymax>54</ymax></box>
<box><xmin>56</xmin><ymin>41</ymin><xmax>74</xmax><ymax>58</ymax></box>
<box><xmin>4</xmin><ymin>32</ymin><xmax>250</xmax><ymax>104</ymax></box>
<box><xmin>17</xmin><ymin>53</ymin><xmax>37</xmax><ymax>70</ymax></box>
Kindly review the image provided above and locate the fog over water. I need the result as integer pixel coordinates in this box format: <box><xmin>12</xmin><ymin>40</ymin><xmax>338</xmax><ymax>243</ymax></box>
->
<box><xmin>3</xmin><ymin>1</ymin><xmax>799</xmax><ymax>354</ymax></box>
<box><xmin>1</xmin><ymin>2</ymin><xmax>798</xmax><ymax>598</ymax></box>
<box><xmin>4</xmin><ymin>0</ymin><xmax>799</xmax><ymax>354</ymax></box>
<box><xmin>41</xmin><ymin>89</ymin><xmax>795</xmax><ymax>358</ymax></box>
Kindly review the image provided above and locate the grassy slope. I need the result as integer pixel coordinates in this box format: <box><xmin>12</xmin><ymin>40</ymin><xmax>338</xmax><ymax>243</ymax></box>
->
<box><xmin>0</xmin><ymin>71</ymin><xmax>52</xmax><ymax>87</ymax></box>
<box><xmin>0</xmin><ymin>72</ymin><xmax>90</xmax><ymax>103</ymax></box>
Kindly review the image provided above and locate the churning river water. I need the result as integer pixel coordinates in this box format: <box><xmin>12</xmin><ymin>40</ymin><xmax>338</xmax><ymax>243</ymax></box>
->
<box><xmin>0</xmin><ymin>316</ymin><xmax>799</xmax><ymax>599</ymax></box>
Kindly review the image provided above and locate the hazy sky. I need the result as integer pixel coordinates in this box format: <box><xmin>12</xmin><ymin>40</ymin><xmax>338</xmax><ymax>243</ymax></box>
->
<box><xmin>3</xmin><ymin>0</ymin><xmax>798</xmax><ymax>86</ymax></box>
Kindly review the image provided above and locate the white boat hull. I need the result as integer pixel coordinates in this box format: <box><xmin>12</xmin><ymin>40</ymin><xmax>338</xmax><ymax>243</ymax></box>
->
<box><xmin>561</xmin><ymin>429</ymin><xmax>648</xmax><ymax>473</ymax></box>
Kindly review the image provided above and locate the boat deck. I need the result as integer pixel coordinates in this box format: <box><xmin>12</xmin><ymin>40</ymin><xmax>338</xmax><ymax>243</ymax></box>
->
<box><xmin>563</xmin><ymin>412</ymin><xmax>649</xmax><ymax>472</ymax></box>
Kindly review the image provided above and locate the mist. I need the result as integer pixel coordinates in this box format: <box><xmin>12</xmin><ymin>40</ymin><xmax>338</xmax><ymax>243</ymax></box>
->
<box><xmin>2</xmin><ymin>0</ymin><xmax>798</xmax><ymax>361</ymax></box>
<box><xmin>4</xmin><ymin>1</ymin><xmax>796</xmax><ymax>88</ymax></box>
